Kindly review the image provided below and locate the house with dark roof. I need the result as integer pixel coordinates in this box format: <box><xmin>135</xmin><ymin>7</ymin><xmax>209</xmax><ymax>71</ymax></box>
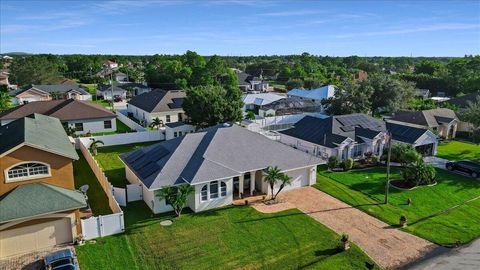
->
<box><xmin>127</xmin><ymin>89</ymin><xmax>186</xmax><ymax>126</ymax></box>
<box><xmin>0</xmin><ymin>99</ymin><xmax>117</xmax><ymax>135</ymax></box>
<box><xmin>390</xmin><ymin>108</ymin><xmax>459</xmax><ymax>139</ymax></box>
<box><xmin>279</xmin><ymin>114</ymin><xmax>438</xmax><ymax>160</ymax></box>
<box><xmin>445</xmin><ymin>91</ymin><xmax>480</xmax><ymax>110</ymax></box>
<box><xmin>120</xmin><ymin>124</ymin><xmax>322</xmax><ymax>214</ymax></box>
<box><xmin>0</xmin><ymin>114</ymin><xmax>86</xmax><ymax>259</ymax></box>
<box><xmin>96</xmin><ymin>84</ymin><xmax>128</xmax><ymax>101</ymax></box>
<box><xmin>258</xmin><ymin>97</ymin><xmax>322</xmax><ymax>117</ymax></box>
<box><xmin>11</xmin><ymin>84</ymin><xmax>92</xmax><ymax>105</ymax></box>
<box><xmin>234</xmin><ymin>70</ymin><xmax>269</xmax><ymax>93</ymax></box>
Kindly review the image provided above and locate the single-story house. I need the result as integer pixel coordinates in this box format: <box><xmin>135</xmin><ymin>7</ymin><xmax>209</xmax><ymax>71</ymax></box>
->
<box><xmin>279</xmin><ymin>113</ymin><xmax>438</xmax><ymax>160</ymax></box>
<box><xmin>115</xmin><ymin>72</ymin><xmax>128</xmax><ymax>83</ymax></box>
<box><xmin>444</xmin><ymin>91</ymin><xmax>480</xmax><ymax>110</ymax></box>
<box><xmin>242</xmin><ymin>93</ymin><xmax>284</xmax><ymax>111</ymax></box>
<box><xmin>0</xmin><ymin>114</ymin><xmax>86</xmax><ymax>259</ymax></box>
<box><xmin>164</xmin><ymin>122</ymin><xmax>195</xmax><ymax>140</ymax></box>
<box><xmin>235</xmin><ymin>70</ymin><xmax>269</xmax><ymax>93</ymax></box>
<box><xmin>96</xmin><ymin>84</ymin><xmax>127</xmax><ymax>100</ymax></box>
<box><xmin>287</xmin><ymin>85</ymin><xmax>336</xmax><ymax>107</ymax></box>
<box><xmin>127</xmin><ymin>89</ymin><xmax>186</xmax><ymax>126</ymax></box>
<box><xmin>119</xmin><ymin>83</ymin><xmax>151</xmax><ymax>96</ymax></box>
<box><xmin>103</xmin><ymin>59</ymin><xmax>118</xmax><ymax>69</ymax></box>
<box><xmin>0</xmin><ymin>99</ymin><xmax>117</xmax><ymax>135</ymax></box>
<box><xmin>390</xmin><ymin>108</ymin><xmax>459</xmax><ymax>139</ymax></box>
<box><xmin>352</xmin><ymin>70</ymin><xmax>368</xmax><ymax>81</ymax></box>
<box><xmin>120</xmin><ymin>124</ymin><xmax>322</xmax><ymax>214</ymax></box>
<box><xmin>258</xmin><ymin>98</ymin><xmax>321</xmax><ymax>117</ymax></box>
<box><xmin>11</xmin><ymin>84</ymin><xmax>92</xmax><ymax>105</ymax></box>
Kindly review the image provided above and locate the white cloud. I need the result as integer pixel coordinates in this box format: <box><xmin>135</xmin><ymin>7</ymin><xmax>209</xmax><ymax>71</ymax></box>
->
<box><xmin>258</xmin><ymin>9</ymin><xmax>326</xmax><ymax>17</ymax></box>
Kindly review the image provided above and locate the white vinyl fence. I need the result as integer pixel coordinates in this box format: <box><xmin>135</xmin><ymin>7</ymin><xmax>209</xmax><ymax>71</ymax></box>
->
<box><xmin>116</xmin><ymin>110</ymin><xmax>146</xmax><ymax>132</ymax></box>
<box><xmin>127</xmin><ymin>183</ymin><xmax>143</xmax><ymax>202</ymax></box>
<box><xmin>250</xmin><ymin>113</ymin><xmax>327</xmax><ymax>130</ymax></box>
<box><xmin>78</xmin><ymin>130</ymin><xmax>164</xmax><ymax>147</ymax></box>
<box><xmin>81</xmin><ymin>213</ymin><xmax>125</xmax><ymax>240</ymax></box>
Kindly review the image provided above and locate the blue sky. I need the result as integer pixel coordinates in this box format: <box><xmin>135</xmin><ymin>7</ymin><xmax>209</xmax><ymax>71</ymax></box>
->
<box><xmin>1</xmin><ymin>0</ymin><xmax>479</xmax><ymax>56</ymax></box>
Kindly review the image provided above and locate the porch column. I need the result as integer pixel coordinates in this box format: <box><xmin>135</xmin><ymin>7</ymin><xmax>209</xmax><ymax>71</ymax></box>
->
<box><xmin>250</xmin><ymin>171</ymin><xmax>256</xmax><ymax>195</ymax></box>
<box><xmin>239</xmin><ymin>174</ymin><xmax>244</xmax><ymax>198</ymax></box>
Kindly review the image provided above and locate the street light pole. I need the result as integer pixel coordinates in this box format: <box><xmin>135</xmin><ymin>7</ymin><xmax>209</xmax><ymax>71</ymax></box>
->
<box><xmin>110</xmin><ymin>71</ymin><xmax>114</xmax><ymax>110</ymax></box>
<box><xmin>384</xmin><ymin>131</ymin><xmax>392</xmax><ymax>204</ymax></box>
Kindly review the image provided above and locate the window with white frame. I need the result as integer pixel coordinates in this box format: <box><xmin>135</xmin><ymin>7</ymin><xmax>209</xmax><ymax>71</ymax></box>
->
<box><xmin>220</xmin><ymin>181</ymin><xmax>227</xmax><ymax>197</ymax></box>
<box><xmin>6</xmin><ymin>162</ymin><xmax>50</xmax><ymax>181</ymax></box>
<box><xmin>210</xmin><ymin>181</ymin><xmax>218</xmax><ymax>199</ymax></box>
<box><xmin>353</xmin><ymin>144</ymin><xmax>363</xmax><ymax>157</ymax></box>
<box><xmin>201</xmin><ymin>185</ymin><xmax>208</xmax><ymax>201</ymax></box>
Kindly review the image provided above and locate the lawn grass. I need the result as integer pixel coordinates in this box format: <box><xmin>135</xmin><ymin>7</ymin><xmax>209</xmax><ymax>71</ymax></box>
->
<box><xmin>73</xmin><ymin>151</ymin><xmax>113</xmax><ymax>215</ymax></box>
<box><xmin>437</xmin><ymin>141</ymin><xmax>480</xmax><ymax>162</ymax></box>
<box><xmin>95</xmin><ymin>142</ymin><xmax>159</xmax><ymax>187</ymax></box>
<box><xmin>315</xmin><ymin>167</ymin><xmax>480</xmax><ymax>246</ymax></box>
<box><xmin>90</xmin><ymin>119</ymin><xmax>134</xmax><ymax>136</ymax></box>
<box><xmin>76</xmin><ymin>202</ymin><xmax>380</xmax><ymax>270</ymax></box>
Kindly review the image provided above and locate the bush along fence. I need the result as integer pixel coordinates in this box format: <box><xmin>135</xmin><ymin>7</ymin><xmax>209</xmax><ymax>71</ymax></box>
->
<box><xmin>78</xmin><ymin>141</ymin><xmax>125</xmax><ymax>240</ymax></box>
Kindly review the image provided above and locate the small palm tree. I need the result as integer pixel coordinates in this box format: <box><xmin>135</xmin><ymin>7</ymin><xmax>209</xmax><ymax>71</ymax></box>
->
<box><xmin>273</xmin><ymin>173</ymin><xmax>292</xmax><ymax>199</ymax></box>
<box><xmin>156</xmin><ymin>184</ymin><xmax>194</xmax><ymax>217</ymax></box>
<box><xmin>89</xmin><ymin>139</ymin><xmax>104</xmax><ymax>156</ymax></box>
<box><xmin>263</xmin><ymin>166</ymin><xmax>282</xmax><ymax>200</ymax></box>
<box><xmin>150</xmin><ymin>117</ymin><xmax>163</xmax><ymax>130</ymax></box>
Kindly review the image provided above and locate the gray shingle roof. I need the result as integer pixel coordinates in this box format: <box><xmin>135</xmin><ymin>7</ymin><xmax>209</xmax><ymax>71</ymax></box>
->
<box><xmin>0</xmin><ymin>99</ymin><xmax>115</xmax><ymax>121</ymax></box>
<box><xmin>0</xmin><ymin>182</ymin><xmax>86</xmax><ymax>222</ymax></box>
<box><xmin>121</xmin><ymin>124</ymin><xmax>322</xmax><ymax>189</ymax></box>
<box><xmin>14</xmin><ymin>84</ymin><xmax>89</xmax><ymax>96</ymax></box>
<box><xmin>445</xmin><ymin>92</ymin><xmax>480</xmax><ymax>109</ymax></box>
<box><xmin>0</xmin><ymin>114</ymin><xmax>78</xmax><ymax>159</ymax></box>
<box><xmin>127</xmin><ymin>89</ymin><xmax>185</xmax><ymax>113</ymax></box>
<box><xmin>391</xmin><ymin>108</ymin><xmax>458</xmax><ymax>128</ymax></box>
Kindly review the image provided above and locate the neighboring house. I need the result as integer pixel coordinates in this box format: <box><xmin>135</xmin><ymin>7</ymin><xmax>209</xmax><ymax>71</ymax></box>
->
<box><xmin>0</xmin><ymin>99</ymin><xmax>117</xmax><ymax>135</ymax></box>
<box><xmin>415</xmin><ymin>89</ymin><xmax>431</xmax><ymax>99</ymax></box>
<box><xmin>235</xmin><ymin>70</ymin><xmax>269</xmax><ymax>93</ymax></box>
<box><xmin>164</xmin><ymin>122</ymin><xmax>195</xmax><ymax>140</ymax></box>
<box><xmin>445</xmin><ymin>91</ymin><xmax>480</xmax><ymax>110</ymax></box>
<box><xmin>127</xmin><ymin>89</ymin><xmax>186</xmax><ymax>126</ymax></box>
<box><xmin>352</xmin><ymin>70</ymin><xmax>368</xmax><ymax>81</ymax></box>
<box><xmin>103</xmin><ymin>59</ymin><xmax>119</xmax><ymax>69</ymax></box>
<box><xmin>120</xmin><ymin>124</ymin><xmax>322</xmax><ymax>214</ymax></box>
<box><xmin>0</xmin><ymin>114</ymin><xmax>86</xmax><ymax>259</ymax></box>
<box><xmin>119</xmin><ymin>83</ymin><xmax>151</xmax><ymax>96</ymax></box>
<box><xmin>258</xmin><ymin>98</ymin><xmax>321</xmax><ymax>117</ymax></box>
<box><xmin>390</xmin><ymin>108</ymin><xmax>459</xmax><ymax>139</ymax></box>
<box><xmin>279</xmin><ymin>113</ymin><xmax>438</xmax><ymax>160</ymax></box>
<box><xmin>96</xmin><ymin>84</ymin><xmax>127</xmax><ymax>100</ymax></box>
<box><xmin>287</xmin><ymin>85</ymin><xmax>335</xmax><ymax>112</ymax></box>
<box><xmin>242</xmin><ymin>93</ymin><xmax>284</xmax><ymax>111</ymax></box>
<box><xmin>11</xmin><ymin>84</ymin><xmax>92</xmax><ymax>105</ymax></box>
<box><xmin>0</xmin><ymin>71</ymin><xmax>9</xmax><ymax>86</ymax></box>
<box><xmin>115</xmin><ymin>72</ymin><xmax>128</xmax><ymax>83</ymax></box>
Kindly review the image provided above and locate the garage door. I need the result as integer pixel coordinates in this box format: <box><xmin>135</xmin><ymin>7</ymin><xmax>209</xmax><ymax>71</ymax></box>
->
<box><xmin>0</xmin><ymin>218</ymin><xmax>73</xmax><ymax>258</ymax></box>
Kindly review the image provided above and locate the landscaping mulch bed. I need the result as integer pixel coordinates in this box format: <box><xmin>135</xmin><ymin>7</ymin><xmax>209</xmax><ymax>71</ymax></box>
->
<box><xmin>390</xmin><ymin>179</ymin><xmax>437</xmax><ymax>190</ymax></box>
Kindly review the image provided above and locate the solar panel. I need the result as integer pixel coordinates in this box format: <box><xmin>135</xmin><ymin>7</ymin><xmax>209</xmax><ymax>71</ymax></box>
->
<box><xmin>149</xmin><ymin>145</ymin><xmax>170</xmax><ymax>159</ymax></box>
<box><xmin>132</xmin><ymin>155</ymin><xmax>151</xmax><ymax>171</ymax></box>
<box><xmin>138</xmin><ymin>162</ymin><xmax>160</xmax><ymax>179</ymax></box>
<box><xmin>340</xmin><ymin>126</ymin><xmax>355</xmax><ymax>132</ymax></box>
<box><xmin>124</xmin><ymin>150</ymin><xmax>144</xmax><ymax>163</ymax></box>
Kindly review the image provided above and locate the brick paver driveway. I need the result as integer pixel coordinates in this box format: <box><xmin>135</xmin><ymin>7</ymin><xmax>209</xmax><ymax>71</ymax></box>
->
<box><xmin>258</xmin><ymin>187</ymin><xmax>439</xmax><ymax>270</ymax></box>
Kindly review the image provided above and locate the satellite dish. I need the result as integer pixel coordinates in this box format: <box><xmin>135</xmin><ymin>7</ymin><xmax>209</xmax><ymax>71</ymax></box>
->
<box><xmin>79</xmin><ymin>185</ymin><xmax>89</xmax><ymax>194</ymax></box>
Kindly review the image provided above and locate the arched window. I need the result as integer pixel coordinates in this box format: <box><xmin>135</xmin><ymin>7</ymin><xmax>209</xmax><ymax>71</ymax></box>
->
<box><xmin>201</xmin><ymin>185</ymin><xmax>208</xmax><ymax>201</ymax></box>
<box><xmin>210</xmin><ymin>182</ymin><xmax>218</xmax><ymax>199</ymax></box>
<box><xmin>220</xmin><ymin>181</ymin><xmax>227</xmax><ymax>197</ymax></box>
<box><xmin>6</xmin><ymin>162</ymin><xmax>50</xmax><ymax>182</ymax></box>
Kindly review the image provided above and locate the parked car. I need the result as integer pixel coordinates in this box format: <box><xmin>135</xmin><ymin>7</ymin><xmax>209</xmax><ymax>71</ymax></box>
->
<box><xmin>446</xmin><ymin>160</ymin><xmax>480</xmax><ymax>178</ymax></box>
<box><xmin>113</xmin><ymin>95</ymin><xmax>123</xmax><ymax>102</ymax></box>
<box><xmin>44</xmin><ymin>249</ymin><xmax>78</xmax><ymax>270</ymax></box>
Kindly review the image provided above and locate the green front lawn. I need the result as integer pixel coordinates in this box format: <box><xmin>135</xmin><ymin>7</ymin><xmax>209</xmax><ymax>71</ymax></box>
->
<box><xmin>76</xmin><ymin>202</ymin><xmax>380</xmax><ymax>270</ymax></box>
<box><xmin>95</xmin><ymin>142</ymin><xmax>159</xmax><ymax>187</ymax></box>
<box><xmin>437</xmin><ymin>141</ymin><xmax>480</xmax><ymax>162</ymax></box>
<box><xmin>315</xmin><ymin>167</ymin><xmax>480</xmax><ymax>246</ymax></box>
<box><xmin>73</xmin><ymin>151</ymin><xmax>113</xmax><ymax>215</ymax></box>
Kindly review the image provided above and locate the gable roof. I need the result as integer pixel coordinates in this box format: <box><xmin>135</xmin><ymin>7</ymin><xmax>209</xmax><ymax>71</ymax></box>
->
<box><xmin>280</xmin><ymin>114</ymin><xmax>385</xmax><ymax>148</ymax></box>
<box><xmin>0</xmin><ymin>114</ymin><xmax>78</xmax><ymax>159</ymax></box>
<box><xmin>127</xmin><ymin>89</ymin><xmax>185</xmax><ymax>113</ymax></box>
<box><xmin>386</xmin><ymin>122</ymin><xmax>433</xmax><ymax>144</ymax></box>
<box><xmin>0</xmin><ymin>182</ymin><xmax>86</xmax><ymax>223</ymax></box>
<box><xmin>14</xmin><ymin>84</ymin><xmax>89</xmax><ymax>96</ymax></box>
<box><xmin>242</xmin><ymin>93</ymin><xmax>284</xmax><ymax>106</ymax></box>
<box><xmin>287</xmin><ymin>85</ymin><xmax>335</xmax><ymax>101</ymax></box>
<box><xmin>121</xmin><ymin>124</ymin><xmax>322</xmax><ymax>189</ymax></box>
<box><xmin>236</xmin><ymin>71</ymin><xmax>262</xmax><ymax>86</ymax></box>
<box><xmin>391</xmin><ymin>108</ymin><xmax>458</xmax><ymax>127</ymax></box>
<box><xmin>260</xmin><ymin>98</ymin><xmax>321</xmax><ymax>114</ymax></box>
<box><xmin>0</xmin><ymin>99</ymin><xmax>115</xmax><ymax>121</ymax></box>
<box><xmin>445</xmin><ymin>92</ymin><xmax>480</xmax><ymax>109</ymax></box>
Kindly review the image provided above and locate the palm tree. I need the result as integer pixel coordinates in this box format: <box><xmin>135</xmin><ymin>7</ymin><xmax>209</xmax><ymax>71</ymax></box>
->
<box><xmin>156</xmin><ymin>184</ymin><xmax>194</xmax><ymax>217</ymax></box>
<box><xmin>263</xmin><ymin>166</ymin><xmax>282</xmax><ymax>200</ymax></box>
<box><xmin>462</xmin><ymin>96</ymin><xmax>480</xmax><ymax>143</ymax></box>
<box><xmin>150</xmin><ymin>117</ymin><xmax>163</xmax><ymax>130</ymax></box>
<box><xmin>273</xmin><ymin>173</ymin><xmax>292</xmax><ymax>199</ymax></box>
<box><xmin>89</xmin><ymin>139</ymin><xmax>104</xmax><ymax>156</ymax></box>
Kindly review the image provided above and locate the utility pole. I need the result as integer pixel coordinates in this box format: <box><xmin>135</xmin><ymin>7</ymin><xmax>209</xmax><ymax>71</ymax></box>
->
<box><xmin>384</xmin><ymin>131</ymin><xmax>392</xmax><ymax>204</ymax></box>
<box><xmin>110</xmin><ymin>71</ymin><xmax>114</xmax><ymax>110</ymax></box>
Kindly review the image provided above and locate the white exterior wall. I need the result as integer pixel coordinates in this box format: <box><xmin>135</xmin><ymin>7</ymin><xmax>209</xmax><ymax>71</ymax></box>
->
<box><xmin>142</xmin><ymin>186</ymin><xmax>174</xmax><ymax>214</ymax></box>
<box><xmin>97</xmin><ymin>90</ymin><xmax>127</xmax><ymax>100</ymax></box>
<box><xmin>413</xmin><ymin>131</ymin><xmax>439</xmax><ymax>156</ymax></box>
<box><xmin>280</xmin><ymin>133</ymin><xmax>334</xmax><ymax>158</ymax></box>
<box><xmin>127</xmin><ymin>104</ymin><xmax>185</xmax><ymax>126</ymax></box>
<box><xmin>165</xmin><ymin>124</ymin><xmax>195</xmax><ymax>140</ymax></box>
<box><xmin>192</xmin><ymin>178</ymin><xmax>233</xmax><ymax>213</ymax></box>
<box><xmin>66</xmin><ymin>117</ymin><xmax>117</xmax><ymax>135</ymax></box>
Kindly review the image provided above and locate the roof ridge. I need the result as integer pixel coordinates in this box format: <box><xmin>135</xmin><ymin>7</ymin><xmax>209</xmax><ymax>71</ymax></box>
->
<box><xmin>39</xmin><ymin>182</ymin><xmax>85</xmax><ymax>204</ymax></box>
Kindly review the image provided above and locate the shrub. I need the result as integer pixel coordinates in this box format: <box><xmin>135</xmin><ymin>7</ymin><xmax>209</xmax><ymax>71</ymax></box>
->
<box><xmin>402</xmin><ymin>160</ymin><xmax>436</xmax><ymax>186</ymax></box>
<box><xmin>344</xmin><ymin>158</ymin><xmax>354</xmax><ymax>171</ymax></box>
<box><xmin>327</xmin><ymin>156</ymin><xmax>338</xmax><ymax>169</ymax></box>
<box><xmin>370</xmin><ymin>156</ymin><xmax>378</xmax><ymax>164</ymax></box>
<box><xmin>341</xmin><ymin>234</ymin><xmax>349</xmax><ymax>242</ymax></box>
<box><xmin>390</xmin><ymin>144</ymin><xmax>421</xmax><ymax>166</ymax></box>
